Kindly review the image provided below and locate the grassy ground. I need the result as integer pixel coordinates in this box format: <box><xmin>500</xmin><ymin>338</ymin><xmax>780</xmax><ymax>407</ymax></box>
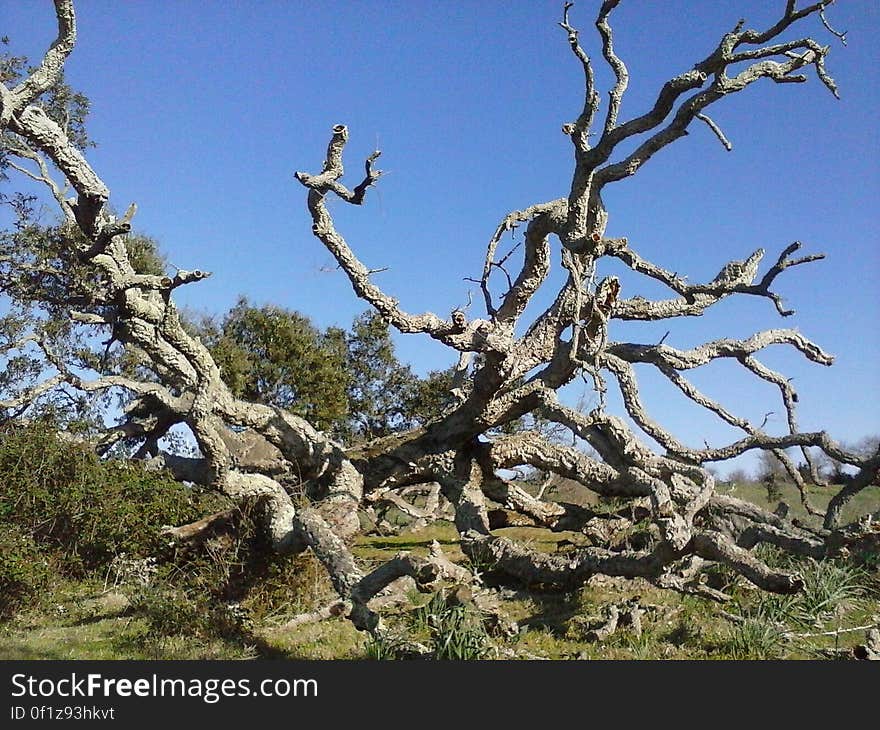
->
<box><xmin>2</xmin><ymin>485</ymin><xmax>878</xmax><ymax>661</ymax></box>
<box><xmin>721</xmin><ymin>479</ymin><xmax>878</xmax><ymax>525</ymax></box>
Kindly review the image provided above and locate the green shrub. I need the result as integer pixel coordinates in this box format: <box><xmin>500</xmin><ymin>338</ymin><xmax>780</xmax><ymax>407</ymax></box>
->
<box><xmin>0</xmin><ymin>525</ymin><xmax>54</xmax><ymax>618</ymax></box>
<box><xmin>119</xmin><ymin>498</ymin><xmax>330</xmax><ymax>646</ymax></box>
<box><xmin>124</xmin><ymin>526</ymin><xmax>330</xmax><ymax>647</ymax></box>
<box><xmin>0</xmin><ymin>421</ymin><xmax>325</xmax><ymax>639</ymax></box>
<box><xmin>156</xmin><ymin>502</ymin><xmax>302</xmax><ymax>604</ymax></box>
<box><xmin>127</xmin><ymin>582</ymin><xmax>252</xmax><ymax>642</ymax></box>
<box><xmin>0</xmin><ymin>420</ymin><xmax>203</xmax><ymax>575</ymax></box>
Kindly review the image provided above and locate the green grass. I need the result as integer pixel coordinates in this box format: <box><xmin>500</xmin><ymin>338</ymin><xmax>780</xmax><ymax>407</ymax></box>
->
<box><xmin>718</xmin><ymin>618</ymin><xmax>785</xmax><ymax>660</ymax></box>
<box><xmin>258</xmin><ymin>619</ymin><xmax>367</xmax><ymax>660</ymax></box>
<box><xmin>3</xmin><ymin>486</ymin><xmax>878</xmax><ymax>661</ymax></box>
<box><xmin>3</xmin><ymin>561</ymin><xmax>875</xmax><ymax>660</ymax></box>
<box><xmin>0</xmin><ymin>584</ymin><xmax>255</xmax><ymax>660</ymax></box>
<box><xmin>721</xmin><ymin>480</ymin><xmax>879</xmax><ymax>525</ymax></box>
<box><xmin>354</xmin><ymin>522</ymin><xmax>463</xmax><ymax>563</ymax></box>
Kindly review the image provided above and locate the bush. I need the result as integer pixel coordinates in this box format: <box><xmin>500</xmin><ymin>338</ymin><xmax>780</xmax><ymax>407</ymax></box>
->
<box><xmin>119</xmin><ymin>499</ymin><xmax>331</xmax><ymax>646</ymax></box>
<box><xmin>0</xmin><ymin>421</ymin><xmax>331</xmax><ymax>640</ymax></box>
<box><xmin>127</xmin><ymin>583</ymin><xmax>252</xmax><ymax>642</ymax></box>
<box><xmin>157</xmin><ymin>501</ymin><xmax>317</xmax><ymax>607</ymax></box>
<box><xmin>0</xmin><ymin>525</ymin><xmax>54</xmax><ymax>618</ymax></box>
<box><xmin>0</xmin><ymin>420</ymin><xmax>204</xmax><ymax>576</ymax></box>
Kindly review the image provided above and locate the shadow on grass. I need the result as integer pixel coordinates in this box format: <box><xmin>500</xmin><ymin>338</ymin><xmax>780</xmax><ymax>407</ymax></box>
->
<box><xmin>0</xmin><ymin>642</ymin><xmax>80</xmax><ymax>660</ymax></box>
<box><xmin>359</xmin><ymin>537</ymin><xmax>460</xmax><ymax>552</ymax></box>
<box><xmin>516</xmin><ymin>590</ymin><xmax>585</xmax><ymax>637</ymax></box>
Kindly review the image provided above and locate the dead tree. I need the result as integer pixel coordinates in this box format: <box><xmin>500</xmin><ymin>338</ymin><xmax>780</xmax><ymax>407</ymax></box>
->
<box><xmin>1</xmin><ymin>1</ymin><xmax>877</xmax><ymax>636</ymax></box>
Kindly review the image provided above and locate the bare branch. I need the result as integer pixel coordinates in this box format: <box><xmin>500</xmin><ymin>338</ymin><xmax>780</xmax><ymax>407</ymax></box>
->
<box><xmin>596</xmin><ymin>46</ymin><xmax>835</xmax><ymax>187</ymax></box>
<box><xmin>819</xmin><ymin>4</ymin><xmax>847</xmax><ymax>46</ymax></box>
<box><xmin>559</xmin><ymin>2</ymin><xmax>600</xmax><ymax>145</ymax></box>
<box><xmin>695</xmin><ymin>112</ymin><xmax>733</xmax><ymax>151</ymax></box>
<box><xmin>595</xmin><ymin>0</ymin><xmax>627</xmax><ymax>135</ymax></box>
<box><xmin>479</xmin><ymin>200</ymin><xmax>563</xmax><ymax>319</ymax></box>
<box><xmin>9</xmin><ymin>0</ymin><xmax>77</xmax><ymax>109</ymax></box>
<box><xmin>608</xmin><ymin>329</ymin><xmax>834</xmax><ymax>371</ymax></box>
<box><xmin>8</xmin><ymin>106</ymin><xmax>108</xmax><ymax>234</ymax></box>
<box><xmin>609</xmin><ymin>241</ymin><xmax>824</xmax><ymax>320</ymax></box>
<box><xmin>296</xmin><ymin>126</ymin><xmax>512</xmax><ymax>354</ymax></box>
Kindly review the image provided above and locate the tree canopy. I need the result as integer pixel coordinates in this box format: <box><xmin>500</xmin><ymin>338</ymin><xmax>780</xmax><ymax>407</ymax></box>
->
<box><xmin>196</xmin><ymin>298</ymin><xmax>350</xmax><ymax>434</ymax></box>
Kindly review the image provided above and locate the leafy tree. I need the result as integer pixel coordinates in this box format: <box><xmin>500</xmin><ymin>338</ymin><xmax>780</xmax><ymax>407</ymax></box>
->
<box><xmin>408</xmin><ymin>366</ymin><xmax>456</xmax><ymax>428</ymax></box>
<box><xmin>199</xmin><ymin>297</ymin><xmax>349</xmax><ymax>434</ymax></box>
<box><xmin>344</xmin><ymin>310</ymin><xmax>420</xmax><ymax>442</ymax></box>
<box><xmin>0</xmin><ymin>215</ymin><xmax>167</xmax><ymax>426</ymax></box>
<box><xmin>196</xmin><ymin>305</ymin><xmax>454</xmax><ymax>442</ymax></box>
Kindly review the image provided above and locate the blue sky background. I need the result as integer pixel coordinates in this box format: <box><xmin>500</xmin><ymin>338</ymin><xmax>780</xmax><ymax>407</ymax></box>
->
<box><xmin>2</xmin><ymin>1</ymin><xmax>877</xmax><ymax>473</ymax></box>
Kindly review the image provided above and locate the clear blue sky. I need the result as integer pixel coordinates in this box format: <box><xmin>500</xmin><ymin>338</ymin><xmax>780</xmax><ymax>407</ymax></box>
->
<box><xmin>3</xmin><ymin>1</ymin><xmax>878</xmax><ymax>472</ymax></box>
